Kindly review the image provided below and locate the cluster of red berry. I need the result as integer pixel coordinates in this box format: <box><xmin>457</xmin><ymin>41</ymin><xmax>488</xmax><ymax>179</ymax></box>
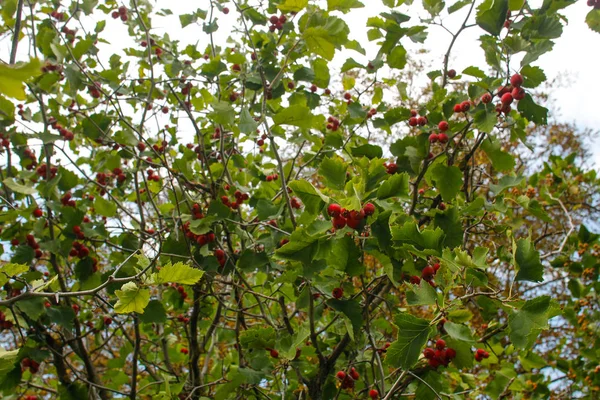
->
<box><xmin>408</xmin><ymin>262</ymin><xmax>441</xmax><ymax>286</ymax></box>
<box><xmin>494</xmin><ymin>73</ymin><xmax>525</xmax><ymax>115</ymax></box>
<box><xmin>335</xmin><ymin>367</ymin><xmax>360</xmax><ymax>390</ymax></box>
<box><xmin>61</xmin><ymin>191</ymin><xmax>77</xmax><ymax>207</ymax></box>
<box><xmin>453</xmin><ymin>100</ymin><xmax>472</xmax><ymax>113</ymax></box>
<box><xmin>268</xmin><ymin>14</ymin><xmax>287</xmax><ymax>32</ymax></box>
<box><xmin>170</xmin><ymin>283</ymin><xmax>188</xmax><ymax>299</ymax></box>
<box><xmin>221</xmin><ymin>190</ymin><xmax>250</xmax><ymax>210</ymax></box>
<box><xmin>0</xmin><ymin>310</ymin><xmax>14</xmax><ymax>330</ymax></box>
<box><xmin>59</xmin><ymin>25</ymin><xmax>76</xmax><ymax>44</ymax></box>
<box><xmin>177</xmin><ymin>314</ymin><xmax>190</xmax><ymax>324</ymax></box>
<box><xmin>14</xmin><ymin>234</ymin><xmax>43</xmax><ymax>259</ymax></box>
<box><xmin>408</xmin><ymin>110</ymin><xmax>428</xmax><ymax>127</ymax></box>
<box><xmin>290</xmin><ymin>197</ymin><xmax>302</xmax><ymax>209</ymax></box>
<box><xmin>152</xmin><ymin>140</ymin><xmax>169</xmax><ymax>154</ymax></box>
<box><xmin>423</xmin><ymin>339</ymin><xmax>457</xmax><ymax>368</ymax></box>
<box><xmin>111</xmin><ymin>6</ymin><xmax>128</xmax><ymax>21</ymax></box>
<box><xmin>190</xmin><ymin>203</ymin><xmax>204</xmax><ymax>220</ymax></box>
<box><xmin>366</xmin><ymin>108</ymin><xmax>377</xmax><ymax>119</ymax></box>
<box><xmin>214</xmin><ymin>249</ymin><xmax>227</xmax><ymax>268</ymax></box>
<box><xmin>327</xmin><ymin>203</ymin><xmax>375</xmax><ymax>230</ymax></box>
<box><xmin>50</xmin><ymin>10</ymin><xmax>66</xmax><ymax>20</ymax></box>
<box><xmin>326</xmin><ymin>116</ymin><xmax>341</xmax><ymax>131</ymax></box>
<box><xmin>48</xmin><ymin>118</ymin><xmax>75</xmax><ymax>140</ymax></box>
<box><xmin>36</xmin><ymin>163</ymin><xmax>58</xmax><ymax>180</ymax></box>
<box><xmin>21</xmin><ymin>146</ymin><xmax>37</xmax><ymax>169</ymax></box>
<box><xmin>256</xmin><ymin>132</ymin><xmax>268</xmax><ymax>147</ymax></box>
<box><xmin>265</xmin><ymin>173</ymin><xmax>279</xmax><ymax>182</ymax></box>
<box><xmin>69</xmin><ymin>240</ymin><xmax>90</xmax><ymax>258</ymax></box>
<box><xmin>21</xmin><ymin>358</ymin><xmax>40</xmax><ymax>374</ymax></box>
<box><xmin>87</xmin><ymin>81</ymin><xmax>102</xmax><ymax>99</ymax></box>
<box><xmin>182</xmin><ymin>222</ymin><xmax>216</xmax><ymax>246</ymax></box>
<box><xmin>429</xmin><ymin>121</ymin><xmax>449</xmax><ymax>144</ymax></box>
<box><xmin>587</xmin><ymin>0</ymin><xmax>600</xmax><ymax>9</ymax></box>
<box><xmin>146</xmin><ymin>168</ymin><xmax>160</xmax><ymax>182</ymax></box>
<box><xmin>474</xmin><ymin>348</ymin><xmax>490</xmax><ymax>362</ymax></box>
<box><xmin>0</xmin><ymin>132</ymin><xmax>9</xmax><ymax>148</ymax></box>
<box><xmin>40</xmin><ymin>61</ymin><xmax>64</xmax><ymax>80</ymax></box>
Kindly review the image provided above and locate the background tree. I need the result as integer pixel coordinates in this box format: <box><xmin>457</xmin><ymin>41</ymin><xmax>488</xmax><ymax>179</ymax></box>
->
<box><xmin>0</xmin><ymin>0</ymin><xmax>599</xmax><ymax>399</ymax></box>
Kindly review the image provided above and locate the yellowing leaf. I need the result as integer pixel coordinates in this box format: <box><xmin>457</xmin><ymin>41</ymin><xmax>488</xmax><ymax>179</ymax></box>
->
<box><xmin>114</xmin><ymin>282</ymin><xmax>150</xmax><ymax>314</ymax></box>
<box><xmin>0</xmin><ymin>263</ymin><xmax>29</xmax><ymax>287</ymax></box>
<box><xmin>0</xmin><ymin>58</ymin><xmax>42</xmax><ymax>100</ymax></box>
<box><xmin>155</xmin><ymin>262</ymin><xmax>204</xmax><ymax>285</ymax></box>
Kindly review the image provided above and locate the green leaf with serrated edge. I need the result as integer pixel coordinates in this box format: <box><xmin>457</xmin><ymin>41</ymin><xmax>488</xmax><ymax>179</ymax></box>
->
<box><xmin>3</xmin><ymin>178</ymin><xmax>35</xmax><ymax>195</ymax></box>
<box><xmin>406</xmin><ymin>281</ymin><xmax>437</xmax><ymax>305</ymax></box>
<box><xmin>490</xmin><ymin>175</ymin><xmax>524</xmax><ymax>194</ymax></box>
<box><xmin>430</xmin><ymin>164</ymin><xmax>463</xmax><ymax>202</ymax></box>
<box><xmin>288</xmin><ymin>180</ymin><xmax>329</xmax><ymax>214</ymax></box>
<box><xmin>423</xmin><ymin>0</ymin><xmax>445</xmax><ymax>17</ymax></box>
<box><xmin>273</xmin><ymin>105</ymin><xmax>316</xmax><ymax>130</ymax></box>
<box><xmin>415</xmin><ymin>371</ymin><xmax>444</xmax><ymax>400</ymax></box>
<box><xmin>444</xmin><ymin>321</ymin><xmax>475</xmax><ymax>342</ymax></box>
<box><xmin>318</xmin><ymin>157</ymin><xmax>347</xmax><ymax>190</ymax></box>
<box><xmin>278</xmin><ymin>0</ymin><xmax>308</xmax><ymax>12</ymax></box>
<box><xmin>0</xmin><ymin>58</ymin><xmax>42</xmax><ymax>100</ymax></box>
<box><xmin>328</xmin><ymin>0</ymin><xmax>365</xmax><ymax>13</ymax></box>
<box><xmin>237</xmin><ymin>249</ymin><xmax>270</xmax><ymax>272</ymax></box>
<box><xmin>94</xmin><ymin>196</ymin><xmax>117</xmax><ymax>217</ymax></box>
<box><xmin>517</xmin><ymin>94</ymin><xmax>548</xmax><ymax>125</ymax></box>
<box><xmin>476</xmin><ymin>0</ymin><xmax>508</xmax><ymax>36</ymax></box>
<box><xmin>327</xmin><ymin>299</ymin><xmax>363</xmax><ymax>335</ymax></box>
<box><xmin>114</xmin><ymin>282</ymin><xmax>150</xmax><ymax>314</ymax></box>
<box><xmin>481</xmin><ymin>137</ymin><xmax>515</xmax><ymax>171</ymax></box>
<box><xmin>462</xmin><ymin>66</ymin><xmax>486</xmax><ymax>78</ymax></box>
<box><xmin>449</xmin><ymin>0</ymin><xmax>471</xmax><ymax>13</ymax></box>
<box><xmin>139</xmin><ymin>300</ymin><xmax>167</xmax><ymax>324</ymax></box>
<box><xmin>587</xmin><ymin>9</ymin><xmax>600</xmax><ymax>33</ymax></box>
<box><xmin>0</xmin><ymin>263</ymin><xmax>29</xmax><ymax>287</ymax></box>
<box><xmin>155</xmin><ymin>262</ymin><xmax>204</xmax><ymax>285</ymax></box>
<box><xmin>240</xmin><ymin>326</ymin><xmax>276</xmax><ymax>349</ymax></box>
<box><xmin>509</xmin><ymin>295</ymin><xmax>554</xmax><ymax>348</ymax></box>
<box><xmin>520</xmin><ymin>65</ymin><xmax>546</xmax><ymax>88</ymax></box>
<box><xmin>386</xmin><ymin>313</ymin><xmax>432</xmax><ymax>368</ymax></box>
<box><xmin>392</xmin><ymin>222</ymin><xmax>445</xmax><ymax>252</ymax></box>
<box><xmin>388</xmin><ymin>45</ymin><xmax>407</xmax><ymax>69</ymax></box>
<box><xmin>239</xmin><ymin>107</ymin><xmax>258</xmax><ymax>134</ymax></box>
<box><xmin>377</xmin><ymin>172</ymin><xmax>410</xmax><ymax>199</ymax></box>
<box><xmin>514</xmin><ymin>238</ymin><xmax>544</xmax><ymax>282</ymax></box>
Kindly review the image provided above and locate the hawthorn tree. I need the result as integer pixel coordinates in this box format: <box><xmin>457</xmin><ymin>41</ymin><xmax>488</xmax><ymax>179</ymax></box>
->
<box><xmin>0</xmin><ymin>0</ymin><xmax>599</xmax><ymax>399</ymax></box>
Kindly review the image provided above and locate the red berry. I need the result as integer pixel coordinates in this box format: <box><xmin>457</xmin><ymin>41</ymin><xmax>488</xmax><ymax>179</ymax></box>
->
<box><xmin>512</xmin><ymin>87</ymin><xmax>526</xmax><ymax>101</ymax></box>
<box><xmin>222</xmin><ymin>7</ymin><xmax>229</xmax><ymax>14</ymax></box>
<box><xmin>428</xmin><ymin>133</ymin><xmax>439</xmax><ymax>143</ymax></box>
<box><xmin>409</xmin><ymin>275</ymin><xmax>421</xmax><ymax>285</ymax></box>
<box><xmin>423</xmin><ymin>348</ymin><xmax>436</xmax><ymax>359</ymax></box>
<box><xmin>437</xmin><ymin>133</ymin><xmax>449</xmax><ymax>144</ymax></box>
<box><xmin>421</xmin><ymin>265</ymin><xmax>435</xmax><ymax>281</ymax></box>
<box><xmin>408</xmin><ymin>117</ymin><xmax>418</xmax><ymax>126</ymax></box>
<box><xmin>343</xmin><ymin>92</ymin><xmax>351</xmax><ymax>100</ymax></box>
<box><xmin>369</xmin><ymin>389</ymin><xmax>379</xmax><ymax>399</ymax></box>
<box><xmin>336</xmin><ymin>371</ymin><xmax>346</xmax><ymax>380</ymax></box>
<box><xmin>214</xmin><ymin>249</ymin><xmax>225</xmax><ymax>259</ymax></box>
<box><xmin>447</xmin><ymin>69</ymin><xmax>456</xmax><ymax>78</ymax></box>
<box><xmin>446</xmin><ymin>348</ymin><xmax>457</xmax><ymax>359</ymax></box>
<box><xmin>438</xmin><ymin>121</ymin><xmax>449</xmax><ymax>131</ymax></box>
<box><xmin>460</xmin><ymin>101</ymin><xmax>471</xmax><ymax>112</ymax></box>
<box><xmin>453</xmin><ymin>104</ymin><xmax>462</xmax><ymax>113</ymax></box>
<box><xmin>33</xmin><ymin>208</ymin><xmax>43</xmax><ymax>218</ymax></box>
<box><xmin>417</xmin><ymin>116</ymin><xmax>427</xmax><ymax>126</ymax></box>
<box><xmin>363</xmin><ymin>203</ymin><xmax>375</xmax><ymax>216</ymax></box>
<box><xmin>310</xmin><ymin>84</ymin><xmax>317</xmax><ymax>93</ymax></box>
<box><xmin>328</xmin><ymin>204</ymin><xmax>342</xmax><ymax>217</ymax></box>
<box><xmin>269</xmin><ymin>15</ymin><xmax>279</xmax><ymax>24</ymax></box>
<box><xmin>410</xmin><ymin>109</ymin><xmax>418</xmax><ymax>117</ymax></box>
<box><xmin>349</xmin><ymin>367</ymin><xmax>359</xmax><ymax>380</ymax></box>
<box><xmin>501</xmin><ymin>92</ymin><xmax>513</xmax><ymax>105</ymax></box>
<box><xmin>287</xmin><ymin>81</ymin><xmax>295</xmax><ymax>90</ymax></box>
<box><xmin>181</xmin><ymin>348</ymin><xmax>189</xmax><ymax>354</ymax></box>
<box><xmin>10</xmin><ymin>238</ymin><xmax>19</xmax><ymax>246</ymax></box>
<box><xmin>270</xmin><ymin>349</ymin><xmax>279</xmax><ymax>358</ymax></box>
<box><xmin>510</xmin><ymin>73</ymin><xmax>523</xmax><ymax>88</ymax></box>
<box><xmin>481</xmin><ymin>92</ymin><xmax>493</xmax><ymax>104</ymax></box>
<box><xmin>332</xmin><ymin>287</ymin><xmax>343</xmax><ymax>299</ymax></box>
<box><xmin>435</xmin><ymin>339</ymin><xmax>446</xmax><ymax>350</ymax></box>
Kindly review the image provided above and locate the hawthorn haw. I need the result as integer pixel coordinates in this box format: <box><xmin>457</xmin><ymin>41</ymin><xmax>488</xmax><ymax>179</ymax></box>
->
<box><xmin>332</xmin><ymin>287</ymin><xmax>344</xmax><ymax>299</ymax></box>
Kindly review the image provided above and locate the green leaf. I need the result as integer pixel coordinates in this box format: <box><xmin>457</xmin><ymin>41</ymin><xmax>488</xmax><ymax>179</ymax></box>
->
<box><xmin>94</xmin><ymin>196</ymin><xmax>117</xmax><ymax>218</ymax></box>
<box><xmin>415</xmin><ymin>371</ymin><xmax>443</xmax><ymax>400</ymax></box>
<box><xmin>114</xmin><ymin>282</ymin><xmax>150</xmax><ymax>314</ymax></box>
<box><xmin>239</xmin><ymin>107</ymin><xmax>259</xmax><ymax>134</ymax></box>
<box><xmin>209</xmin><ymin>101</ymin><xmax>235</xmax><ymax>126</ymax></box>
<box><xmin>318</xmin><ymin>157</ymin><xmax>347</xmax><ymax>190</ymax></box>
<box><xmin>449</xmin><ymin>0</ymin><xmax>472</xmax><ymax>13</ymax></box>
<box><xmin>0</xmin><ymin>263</ymin><xmax>29</xmax><ymax>287</ymax></box>
<box><xmin>288</xmin><ymin>180</ymin><xmax>329</xmax><ymax>214</ymax></box>
<box><xmin>430</xmin><ymin>164</ymin><xmax>463</xmax><ymax>202</ymax></box>
<box><xmin>392</xmin><ymin>222</ymin><xmax>445</xmax><ymax>252</ymax></box>
<box><xmin>240</xmin><ymin>326</ymin><xmax>276</xmax><ymax>349</ymax></box>
<box><xmin>278</xmin><ymin>0</ymin><xmax>309</xmax><ymax>12</ymax></box>
<box><xmin>587</xmin><ymin>9</ymin><xmax>600</xmax><ymax>33</ymax></box>
<box><xmin>139</xmin><ymin>300</ymin><xmax>167</xmax><ymax>323</ymax></box>
<box><xmin>444</xmin><ymin>321</ymin><xmax>475</xmax><ymax>342</ymax></box>
<box><xmin>490</xmin><ymin>175</ymin><xmax>524</xmax><ymax>194</ymax></box>
<box><xmin>237</xmin><ymin>249</ymin><xmax>270</xmax><ymax>272</ymax></box>
<box><xmin>341</xmin><ymin>58</ymin><xmax>364</xmax><ymax>73</ymax></box>
<box><xmin>351</xmin><ymin>144</ymin><xmax>383</xmax><ymax>159</ymax></box>
<box><xmin>514</xmin><ymin>238</ymin><xmax>544</xmax><ymax>282</ymax></box>
<box><xmin>473</xmin><ymin>108</ymin><xmax>498</xmax><ymax>133</ymax></box>
<box><xmin>3</xmin><ymin>177</ymin><xmax>35</xmax><ymax>195</ymax></box>
<box><xmin>423</xmin><ymin>0</ymin><xmax>445</xmax><ymax>17</ymax></box>
<box><xmin>46</xmin><ymin>305</ymin><xmax>76</xmax><ymax>330</ymax></box>
<box><xmin>481</xmin><ymin>136</ymin><xmax>515</xmax><ymax>171</ymax></box>
<box><xmin>509</xmin><ymin>296</ymin><xmax>553</xmax><ymax>348</ymax></box>
<box><xmin>0</xmin><ymin>58</ymin><xmax>42</xmax><ymax>100</ymax></box>
<box><xmin>476</xmin><ymin>0</ymin><xmax>509</xmax><ymax>36</ymax></box>
<box><xmin>388</xmin><ymin>46</ymin><xmax>407</xmax><ymax>69</ymax></box>
<box><xmin>521</xmin><ymin>39</ymin><xmax>554</xmax><ymax>68</ymax></box>
<box><xmin>327</xmin><ymin>299</ymin><xmax>364</xmax><ymax>335</ymax></box>
<box><xmin>273</xmin><ymin>105</ymin><xmax>317</xmax><ymax>130</ymax></box>
<box><xmin>303</xmin><ymin>27</ymin><xmax>336</xmax><ymax>60</ymax></box>
<box><xmin>520</xmin><ymin>65</ymin><xmax>546</xmax><ymax>88</ymax></box>
<box><xmin>312</xmin><ymin>58</ymin><xmax>330</xmax><ymax>88</ymax></box>
<box><xmin>327</xmin><ymin>0</ymin><xmax>365</xmax><ymax>13</ymax></box>
<box><xmin>407</xmin><ymin>281</ymin><xmax>438</xmax><ymax>305</ymax></box>
<box><xmin>522</xmin><ymin>14</ymin><xmax>563</xmax><ymax>40</ymax></box>
<box><xmin>155</xmin><ymin>262</ymin><xmax>204</xmax><ymax>285</ymax></box>
<box><xmin>377</xmin><ymin>172</ymin><xmax>410</xmax><ymax>199</ymax></box>
<box><xmin>0</xmin><ymin>349</ymin><xmax>19</xmax><ymax>376</ymax></box>
<box><xmin>386</xmin><ymin>313</ymin><xmax>432</xmax><ymax>369</ymax></box>
<box><xmin>462</xmin><ymin>66</ymin><xmax>486</xmax><ymax>78</ymax></box>
<box><xmin>517</xmin><ymin>94</ymin><xmax>548</xmax><ymax>125</ymax></box>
